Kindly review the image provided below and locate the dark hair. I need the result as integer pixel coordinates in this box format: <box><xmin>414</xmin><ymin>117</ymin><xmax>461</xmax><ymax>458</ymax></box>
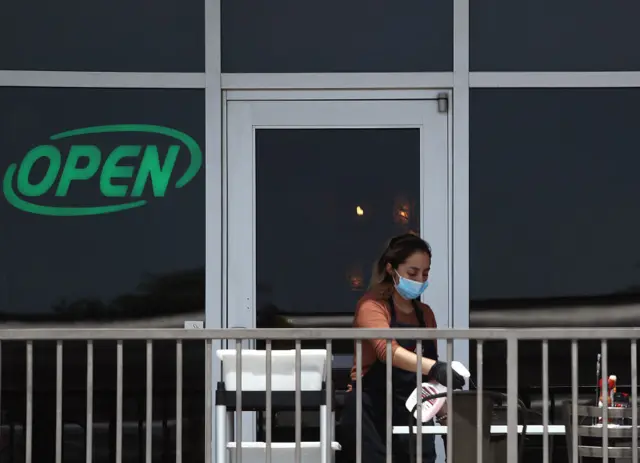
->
<box><xmin>369</xmin><ymin>233</ymin><xmax>432</xmax><ymax>289</ymax></box>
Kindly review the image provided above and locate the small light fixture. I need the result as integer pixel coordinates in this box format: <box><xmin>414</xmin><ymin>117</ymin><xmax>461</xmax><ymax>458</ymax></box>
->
<box><xmin>356</xmin><ymin>206</ymin><xmax>364</xmax><ymax>216</ymax></box>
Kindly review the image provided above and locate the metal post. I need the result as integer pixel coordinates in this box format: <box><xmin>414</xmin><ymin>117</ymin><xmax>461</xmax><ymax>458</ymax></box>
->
<box><xmin>87</xmin><ymin>340</ymin><xmax>94</xmax><ymax>463</ymax></box>
<box><xmin>476</xmin><ymin>341</ymin><xmax>483</xmax><ymax>463</ymax></box>
<box><xmin>602</xmin><ymin>340</ymin><xmax>608</xmax><ymax>462</ymax></box>
<box><xmin>295</xmin><ymin>340</ymin><xmax>302</xmax><ymax>463</ymax></box>
<box><xmin>116</xmin><ymin>340</ymin><xmax>123</xmax><ymax>463</ymax></box>
<box><xmin>26</xmin><ymin>341</ymin><xmax>33</xmax><ymax>463</ymax></box>
<box><xmin>55</xmin><ymin>341</ymin><xmax>63</xmax><ymax>463</ymax></box>
<box><xmin>386</xmin><ymin>340</ymin><xmax>392</xmax><ymax>463</ymax></box>
<box><xmin>145</xmin><ymin>340</ymin><xmax>153</xmax><ymax>463</ymax></box>
<box><xmin>176</xmin><ymin>340</ymin><xmax>183</xmax><ymax>463</ymax></box>
<box><xmin>571</xmin><ymin>340</ymin><xmax>578</xmax><ymax>463</ymax></box>
<box><xmin>416</xmin><ymin>340</ymin><xmax>422</xmax><ymax>463</ymax></box>
<box><xmin>356</xmin><ymin>340</ymin><xmax>362</xmax><ymax>463</ymax></box>
<box><xmin>506</xmin><ymin>337</ymin><xmax>518</xmax><ymax>462</ymax></box>
<box><xmin>266</xmin><ymin>340</ymin><xmax>272</xmax><ymax>463</ymax></box>
<box><xmin>542</xmin><ymin>340</ymin><xmax>549</xmax><ymax>463</ymax></box>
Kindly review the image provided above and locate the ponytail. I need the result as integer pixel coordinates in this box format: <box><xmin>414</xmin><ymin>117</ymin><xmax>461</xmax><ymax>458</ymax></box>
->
<box><xmin>368</xmin><ymin>255</ymin><xmax>389</xmax><ymax>289</ymax></box>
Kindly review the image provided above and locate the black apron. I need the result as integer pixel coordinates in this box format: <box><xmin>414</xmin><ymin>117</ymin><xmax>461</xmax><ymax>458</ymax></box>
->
<box><xmin>338</xmin><ymin>297</ymin><xmax>438</xmax><ymax>463</ymax></box>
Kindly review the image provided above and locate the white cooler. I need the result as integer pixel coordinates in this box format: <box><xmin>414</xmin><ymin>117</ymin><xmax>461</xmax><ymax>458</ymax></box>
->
<box><xmin>216</xmin><ymin>349</ymin><xmax>328</xmax><ymax>391</ymax></box>
<box><xmin>227</xmin><ymin>442</ymin><xmax>341</xmax><ymax>463</ymax></box>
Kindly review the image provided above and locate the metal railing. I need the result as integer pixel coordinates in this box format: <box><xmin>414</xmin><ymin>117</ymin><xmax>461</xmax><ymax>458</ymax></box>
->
<box><xmin>0</xmin><ymin>327</ymin><xmax>638</xmax><ymax>463</ymax></box>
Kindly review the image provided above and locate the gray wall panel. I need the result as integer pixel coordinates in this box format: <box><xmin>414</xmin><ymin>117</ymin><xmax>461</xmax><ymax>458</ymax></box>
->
<box><xmin>222</xmin><ymin>0</ymin><xmax>452</xmax><ymax>72</ymax></box>
<box><xmin>0</xmin><ymin>0</ymin><xmax>204</xmax><ymax>72</ymax></box>
<box><xmin>471</xmin><ymin>0</ymin><xmax>640</xmax><ymax>71</ymax></box>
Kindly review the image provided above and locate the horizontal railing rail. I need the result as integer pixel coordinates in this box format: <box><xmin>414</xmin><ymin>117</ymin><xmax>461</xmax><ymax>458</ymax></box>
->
<box><xmin>0</xmin><ymin>327</ymin><xmax>640</xmax><ymax>339</ymax></box>
<box><xmin>0</xmin><ymin>327</ymin><xmax>636</xmax><ymax>463</ymax></box>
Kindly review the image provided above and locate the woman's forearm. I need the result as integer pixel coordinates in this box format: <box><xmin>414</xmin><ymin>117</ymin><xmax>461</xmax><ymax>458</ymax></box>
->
<box><xmin>391</xmin><ymin>346</ymin><xmax>436</xmax><ymax>375</ymax></box>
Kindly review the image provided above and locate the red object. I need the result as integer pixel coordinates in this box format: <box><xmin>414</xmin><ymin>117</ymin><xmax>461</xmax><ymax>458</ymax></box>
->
<box><xmin>598</xmin><ymin>377</ymin><xmax>616</xmax><ymax>391</ymax></box>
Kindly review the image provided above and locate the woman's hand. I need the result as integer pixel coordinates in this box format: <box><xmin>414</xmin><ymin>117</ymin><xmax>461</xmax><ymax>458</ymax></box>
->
<box><xmin>428</xmin><ymin>361</ymin><xmax>466</xmax><ymax>389</ymax></box>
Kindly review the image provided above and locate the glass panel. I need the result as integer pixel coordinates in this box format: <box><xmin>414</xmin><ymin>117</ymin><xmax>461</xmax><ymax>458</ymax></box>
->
<box><xmin>471</xmin><ymin>88</ymin><xmax>640</xmax><ymax>302</ymax></box>
<box><xmin>0</xmin><ymin>87</ymin><xmax>205</xmax><ymax>462</ymax></box>
<box><xmin>470</xmin><ymin>88</ymin><xmax>640</xmax><ymax>389</ymax></box>
<box><xmin>0</xmin><ymin>87</ymin><xmax>205</xmax><ymax>320</ymax></box>
<box><xmin>470</xmin><ymin>0</ymin><xmax>640</xmax><ymax>71</ymax></box>
<box><xmin>255</xmin><ymin>128</ymin><xmax>420</xmax><ymax>325</ymax></box>
<box><xmin>1</xmin><ymin>0</ymin><xmax>204</xmax><ymax>71</ymax></box>
<box><xmin>222</xmin><ymin>0</ymin><xmax>452</xmax><ymax>72</ymax></box>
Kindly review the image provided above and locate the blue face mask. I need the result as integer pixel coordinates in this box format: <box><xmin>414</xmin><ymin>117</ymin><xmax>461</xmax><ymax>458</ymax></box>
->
<box><xmin>394</xmin><ymin>270</ymin><xmax>429</xmax><ymax>300</ymax></box>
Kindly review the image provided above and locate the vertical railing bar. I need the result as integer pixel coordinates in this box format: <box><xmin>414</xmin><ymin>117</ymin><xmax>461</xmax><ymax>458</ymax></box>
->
<box><xmin>116</xmin><ymin>340</ymin><xmax>123</xmax><ymax>463</ymax></box>
<box><xmin>56</xmin><ymin>340</ymin><xmax>63</xmax><ymax>463</ymax></box>
<box><xmin>325</xmin><ymin>339</ymin><xmax>333</xmax><ymax>463</ymax></box>
<box><xmin>601</xmin><ymin>339</ymin><xmax>608</xmax><ymax>462</ymax></box>
<box><xmin>476</xmin><ymin>340</ymin><xmax>483</xmax><ymax>463</ymax></box>
<box><xmin>356</xmin><ymin>340</ymin><xmax>362</xmax><ymax>463</ymax></box>
<box><xmin>26</xmin><ymin>340</ymin><xmax>33</xmax><ymax>463</ymax></box>
<box><xmin>235</xmin><ymin>339</ymin><xmax>242</xmax><ymax>463</ymax></box>
<box><xmin>571</xmin><ymin>340</ymin><xmax>578</xmax><ymax>463</ymax></box>
<box><xmin>0</xmin><ymin>341</ymin><xmax>2</xmax><ymax>437</ymax></box>
<box><xmin>416</xmin><ymin>339</ymin><xmax>422</xmax><ymax>463</ymax></box>
<box><xmin>176</xmin><ymin>340</ymin><xmax>183</xmax><ymax>463</ymax></box>
<box><xmin>631</xmin><ymin>339</ymin><xmax>637</xmax><ymax>463</ymax></box>
<box><xmin>446</xmin><ymin>339</ymin><xmax>453</xmax><ymax>462</ymax></box>
<box><xmin>542</xmin><ymin>340</ymin><xmax>549</xmax><ymax>463</ymax></box>
<box><xmin>295</xmin><ymin>339</ymin><xmax>302</xmax><ymax>463</ymax></box>
<box><xmin>145</xmin><ymin>340</ymin><xmax>153</xmax><ymax>463</ymax></box>
<box><xmin>86</xmin><ymin>341</ymin><xmax>94</xmax><ymax>463</ymax></box>
<box><xmin>386</xmin><ymin>340</ymin><xmax>392</xmax><ymax>463</ymax></box>
<box><xmin>265</xmin><ymin>339</ymin><xmax>272</xmax><ymax>463</ymax></box>
<box><xmin>506</xmin><ymin>336</ymin><xmax>518</xmax><ymax>462</ymax></box>
<box><xmin>204</xmin><ymin>339</ymin><xmax>213</xmax><ymax>463</ymax></box>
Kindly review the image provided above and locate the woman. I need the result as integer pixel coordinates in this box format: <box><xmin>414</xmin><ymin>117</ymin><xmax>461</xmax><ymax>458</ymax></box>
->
<box><xmin>337</xmin><ymin>233</ymin><xmax>465</xmax><ymax>463</ymax></box>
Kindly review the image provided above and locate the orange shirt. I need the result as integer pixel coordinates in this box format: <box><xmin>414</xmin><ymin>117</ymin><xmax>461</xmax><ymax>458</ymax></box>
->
<box><xmin>348</xmin><ymin>286</ymin><xmax>438</xmax><ymax>386</ymax></box>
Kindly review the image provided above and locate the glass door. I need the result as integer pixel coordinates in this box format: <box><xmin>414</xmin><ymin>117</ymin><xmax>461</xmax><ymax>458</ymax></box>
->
<box><xmin>224</xmin><ymin>96</ymin><xmax>450</xmax><ymax>443</ymax></box>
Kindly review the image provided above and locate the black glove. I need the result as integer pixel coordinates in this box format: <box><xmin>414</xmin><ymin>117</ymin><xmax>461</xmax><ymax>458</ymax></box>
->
<box><xmin>428</xmin><ymin>361</ymin><xmax>466</xmax><ymax>390</ymax></box>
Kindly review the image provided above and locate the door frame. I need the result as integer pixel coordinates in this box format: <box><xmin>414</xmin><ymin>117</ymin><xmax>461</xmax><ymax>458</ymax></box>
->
<box><xmin>223</xmin><ymin>88</ymin><xmax>453</xmax><ymax>329</ymax></box>
<box><xmin>221</xmin><ymin>89</ymin><xmax>455</xmax><ymax>442</ymax></box>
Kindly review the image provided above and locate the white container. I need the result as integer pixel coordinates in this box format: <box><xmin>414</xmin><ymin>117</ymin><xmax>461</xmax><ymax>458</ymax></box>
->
<box><xmin>405</xmin><ymin>382</ymin><xmax>447</xmax><ymax>422</ymax></box>
<box><xmin>227</xmin><ymin>442</ymin><xmax>341</xmax><ymax>463</ymax></box>
<box><xmin>217</xmin><ymin>349</ymin><xmax>327</xmax><ymax>391</ymax></box>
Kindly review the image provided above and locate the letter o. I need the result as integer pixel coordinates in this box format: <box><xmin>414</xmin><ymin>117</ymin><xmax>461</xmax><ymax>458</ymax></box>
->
<box><xmin>16</xmin><ymin>146</ymin><xmax>62</xmax><ymax>197</ymax></box>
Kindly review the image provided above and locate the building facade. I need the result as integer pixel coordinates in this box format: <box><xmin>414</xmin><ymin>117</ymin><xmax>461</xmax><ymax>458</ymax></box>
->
<box><xmin>2</xmin><ymin>0</ymin><xmax>640</xmax><ymax>459</ymax></box>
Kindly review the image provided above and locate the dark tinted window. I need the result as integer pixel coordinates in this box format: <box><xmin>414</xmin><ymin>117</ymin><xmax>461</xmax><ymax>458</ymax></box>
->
<box><xmin>470</xmin><ymin>90</ymin><xmax>640</xmax><ymax>394</ymax></box>
<box><xmin>222</xmin><ymin>0</ymin><xmax>452</xmax><ymax>72</ymax></box>
<box><xmin>255</xmin><ymin>128</ymin><xmax>420</xmax><ymax>321</ymax></box>
<box><xmin>471</xmin><ymin>0</ymin><xmax>640</xmax><ymax>71</ymax></box>
<box><xmin>0</xmin><ymin>87</ymin><xmax>205</xmax><ymax>321</ymax></box>
<box><xmin>471</xmin><ymin>88</ymin><xmax>640</xmax><ymax>301</ymax></box>
<box><xmin>1</xmin><ymin>0</ymin><xmax>204</xmax><ymax>71</ymax></box>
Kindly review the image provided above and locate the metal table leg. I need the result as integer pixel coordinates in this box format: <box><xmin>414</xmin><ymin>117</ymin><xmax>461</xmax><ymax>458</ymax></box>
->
<box><xmin>216</xmin><ymin>405</ymin><xmax>228</xmax><ymax>463</ymax></box>
<box><xmin>332</xmin><ymin>411</ymin><xmax>336</xmax><ymax>441</ymax></box>
<box><xmin>320</xmin><ymin>404</ymin><xmax>327</xmax><ymax>463</ymax></box>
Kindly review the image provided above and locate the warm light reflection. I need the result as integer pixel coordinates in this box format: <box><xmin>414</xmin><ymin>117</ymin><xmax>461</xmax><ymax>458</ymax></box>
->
<box><xmin>394</xmin><ymin>197</ymin><xmax>411</xmax><ymax>225</ymax></box>
<box><xmin>356</xmin><ymin>206</ymin><xmax>364</xmax><ymax>216</ymax></box>
<box><xmin>350</xmin><ymin>276</ymin><xmax>364</xmax><ymax>290</ymax></box>
<box><xmin>348</xmin><ymin>266</ymin><xmax>365</xmax><ymax>291</ymax></box>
